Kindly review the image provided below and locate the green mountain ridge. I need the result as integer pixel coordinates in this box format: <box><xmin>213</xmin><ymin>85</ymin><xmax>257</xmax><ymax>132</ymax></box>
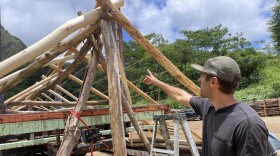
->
<box><xmin>1</xmin><ymin>24</ymin><xmax>27</xmax><ymax>59</ymax></box>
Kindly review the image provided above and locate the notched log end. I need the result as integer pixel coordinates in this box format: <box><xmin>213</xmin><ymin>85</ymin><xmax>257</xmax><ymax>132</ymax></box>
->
<box><xmin>44</xmin><ymin>52</ymin><xmax>52</xmax><ymax>57</ymax></box>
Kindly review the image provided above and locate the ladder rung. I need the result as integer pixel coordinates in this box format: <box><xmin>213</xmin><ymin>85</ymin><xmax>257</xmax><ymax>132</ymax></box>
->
<box><xmin>152</xmin><ymin>148</ymin><xmax>175</xmax><ymax>154</ymax></box>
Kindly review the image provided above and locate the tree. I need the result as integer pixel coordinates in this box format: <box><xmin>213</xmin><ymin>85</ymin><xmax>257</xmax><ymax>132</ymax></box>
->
<box><xmin>268</xmin><ymin>0</ymin><xmax>280</xmax><ymax>54</ymax></box>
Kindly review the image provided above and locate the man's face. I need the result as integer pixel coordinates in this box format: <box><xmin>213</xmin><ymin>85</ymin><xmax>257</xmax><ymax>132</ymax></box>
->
<box><xmin>198</xmin><ymin>72</ymin><xmax>212</xmax><ymax>98</ymax></box>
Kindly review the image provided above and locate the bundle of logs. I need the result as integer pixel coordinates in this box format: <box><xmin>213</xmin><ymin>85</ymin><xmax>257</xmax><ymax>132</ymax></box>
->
<box><xmin>249</xmin><ymin>98</ymin><xmax>280</xmax><ymax>117</ymax></box>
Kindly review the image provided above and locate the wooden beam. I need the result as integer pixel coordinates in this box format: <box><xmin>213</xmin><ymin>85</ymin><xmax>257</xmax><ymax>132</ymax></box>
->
<box><xmin>121</xmin><ymin>90</ymin><xmax>151</xmax><ymax>153</ymax></box>
<box><xmin>47</xmin><ymin>89</ymin><xmax>71</xmax><ymax>103</ymax></box>
<box><xmin>37</xmin><ymin>97</ymin><xmax>56</xmax><ymax>110</ymax></box>
<box><xmin>4</xmin><ymin>74</ymin><xmax>58</xmax><ymax>104</ymax></box>
<box><xmin>85</xmin><ymin>50</ymin><xmax>158</xmax><ymax>105</ymax></box>
<box><xmin>8</xmin><ymin>100</ymin><xmax>108</xmax><ymax>107</ymax></box>
<box><xmin>28</xmin><ymin>40</ymin><xmax>92</xmax><ymax>101</ymax></box>
<box><xmin>0</xmin><ymin>0</ymin><xmax>124</xmax><ymax>78</ymax></box>
<box><xmin>127</xmin><ymin>80</ymin><xmax>158</xmax><ymax>105</ymax></box>
<box><xmin>97</xmin><ymin>63</ymin><xmax>158</xmax><ymax>104</ymax></box>
<box><xmin>0</xmin><ymin>105</ymin><xmax>169</xmax><ymax>123</ymax></box>
<box><xmin>55</xmin><ymin>85</ymin><xmax>78</xmax><ymax>101</ymax></box>
<box><xmin>41</xmin><ymin>93</ymin><xmax>55</xmax><ymax>101</ymax></box>
<box><xmin>0</xmin><ymin>24</ymin><xmax>99</xmax><ymax>93</ymax></box>
<box><xmin>96</xmin><ymin>26</ymin><xmax>152</xmax><ymax>152</ymax></box>
<box><xmin>96</xmin><ymin>0</ymin><xmax>201</xmax><ymax>96</ymax></box>
<box><xmin>57</xmin><ymin>42</ymin><xmax>98</xmax><ymax>156</ymax></box>
<box><xmin>101</xmin><ymin>19</ymin><xmax>127</xmax><ymax>155</ymax></box>
<box><xmin>46</xmin><ymin>54</ymin><xmax>77</xmax><ymax>66</ymax></box>
<box><xmin>117</xmin><ymin>43</ymin><xmax>133</xmax><ymax>105</ymax></box>
<box><xmin>42</xmin><ymin>75</ymin><xmax>78</xmax><ymax>101</ymax></box>
<box><xmin>50</xmin><ymin>64</ymin><xmax>109</xmax><ymax>100</ymax></box>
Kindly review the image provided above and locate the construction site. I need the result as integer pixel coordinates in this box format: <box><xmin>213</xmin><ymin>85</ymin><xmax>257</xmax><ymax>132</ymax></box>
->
<box><xmin>1</xmin><ymin>0</ymin><xmax>280</xmax><ymax>156</ymax></box>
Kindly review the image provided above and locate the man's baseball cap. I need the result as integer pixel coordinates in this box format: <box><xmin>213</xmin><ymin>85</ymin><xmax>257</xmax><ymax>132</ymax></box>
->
<box><xmin>191</xmin><ymin>56</ymin><xmax>241</xmax><ymax>83</ymax></box>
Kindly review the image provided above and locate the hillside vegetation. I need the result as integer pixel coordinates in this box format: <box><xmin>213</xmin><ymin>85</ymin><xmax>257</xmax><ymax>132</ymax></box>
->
<box><xmin>1</xmin><ymin>24</ymin><xmax>279</xmax><ymax>108</ymax></box>
<box><xmin>1</xmin><ymin>25</ymin><xmax>27</xmax><ymax>59</ymax></box>
<box><xmin>236</xmin><ymin>56</ymin><xmax>280</xmax><ymax>102</ymax></box>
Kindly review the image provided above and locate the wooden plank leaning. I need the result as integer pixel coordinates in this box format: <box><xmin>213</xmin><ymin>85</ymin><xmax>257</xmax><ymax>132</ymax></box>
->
<box><xmin>56</xmin><ymin>42</ymin><xmax>98</xmax><ymax>156</ymax></box>
<box><xmin>96</xmin><ymin>0</ymin><xmax>201</xmax><ymax>96</ymax></box>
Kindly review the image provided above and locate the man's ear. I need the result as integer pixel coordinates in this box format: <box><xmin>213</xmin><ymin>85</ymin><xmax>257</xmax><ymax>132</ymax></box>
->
<box><xmin>212</xmin><ymin>77</ymin><xmax>219</xmax><ymax>85</ymax></box>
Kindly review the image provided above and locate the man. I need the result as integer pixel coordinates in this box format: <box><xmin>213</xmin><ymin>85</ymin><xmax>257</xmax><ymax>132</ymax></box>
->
<box><xmin>143</xmin><ymin>56</ymin><xmax>268</xmax><ymax>156</ymax></box>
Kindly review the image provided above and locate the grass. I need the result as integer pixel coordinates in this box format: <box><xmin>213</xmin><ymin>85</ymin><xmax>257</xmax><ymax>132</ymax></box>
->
<box><xmin>236</xmin><ymin>57</ymin><xmax>280</xmax><ymax>102</ymax></box>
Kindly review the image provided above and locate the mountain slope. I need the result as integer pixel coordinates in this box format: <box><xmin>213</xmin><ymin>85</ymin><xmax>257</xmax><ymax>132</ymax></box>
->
<box><xmin>1</xmin><ymin>25</ymin><xmax>27</xmax><ymax>60</ymax></box>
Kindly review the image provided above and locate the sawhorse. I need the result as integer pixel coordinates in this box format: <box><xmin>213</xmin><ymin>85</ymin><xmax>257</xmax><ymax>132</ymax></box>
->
<box><xmin>150</xmin><ymin>114</ymin><xmax>200</xmax><ymax>156</ymax></box>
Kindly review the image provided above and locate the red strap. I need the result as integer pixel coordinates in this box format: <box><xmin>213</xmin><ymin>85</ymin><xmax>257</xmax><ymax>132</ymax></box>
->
<box><xmin>70</xmin><ymin>110</ymin><xmax>94</xmax><ymax>156</ymax></box>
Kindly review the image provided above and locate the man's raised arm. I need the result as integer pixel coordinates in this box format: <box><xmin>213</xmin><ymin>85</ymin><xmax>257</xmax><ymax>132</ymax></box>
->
<box><xmin>143</xmin><ymin>69</ymin><xmax>193</xmax><ymax>108</ymax></box>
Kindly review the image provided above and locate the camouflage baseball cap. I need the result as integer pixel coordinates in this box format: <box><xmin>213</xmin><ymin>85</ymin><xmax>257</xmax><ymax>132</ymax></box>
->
<box><xmin>191</xmin><ymin>56</ymin><xmax>241</xmax><ymax>83</ymax></box>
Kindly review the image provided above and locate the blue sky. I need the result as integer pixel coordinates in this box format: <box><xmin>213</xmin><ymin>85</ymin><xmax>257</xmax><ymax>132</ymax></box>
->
<box><xmin>1</xmin><ymin>0</ymin><xmax>276</xmax><ymax>48</ymax></box>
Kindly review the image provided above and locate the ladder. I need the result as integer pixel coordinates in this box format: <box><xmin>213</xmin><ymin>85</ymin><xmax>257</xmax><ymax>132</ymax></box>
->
<box><xmin>150</xmin><ymin>114</ymin><xmax>200</xmax><ymax>156</ymax></box>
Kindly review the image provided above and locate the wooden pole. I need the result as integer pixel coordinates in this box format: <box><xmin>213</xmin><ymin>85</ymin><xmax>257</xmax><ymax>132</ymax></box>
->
<box><xmin>8</xmin><ymin>100</ymin><xmax>108</xmax><ymax>107</ymax></box>
<box><xmin>96</xmin><ymin>0</ymin><xmax>201</xmax><ymax>96</ymax></box>
<box><xmin>92</xmin><ymin>59</ymin><xmax>158</xmax><ymax>105</ymax></box>
<box><xmin>47</xmin><ymin>89</ymin><xmax>71</xmax><ymax>103</ymax></box>
<box><xmin>42</xmin><ymin>75</ymin><xmax>78</xmax><ymax>101</ymax></box>
<box><xmin>28</xmin><ymin>40</ymin><xmax>92</xmax><ymax>101</ymax></box>
<box><xmin>127</xmin><ymin>80</ymin><xmax>158</xmax><ymax>104</ymax></box>
<box><xmin>4</xmin><ymin>74</ymin><xmax>58</xmax><ymax>104</ymax></box>
<box><xmin>94</xmin><ymin>32</ymin><xmax>153</xmax><ymax>153</ymax></box>
<box><xmin>0</xmin><ymin>24</ymin><xmax>99</xmax><ymax>93</ymax></box>
<box><xmin>263</xmin><ymin>100</ymin><xmax>267</xmax><ymax>117</ymax></box>
<box><xmin>120</xmin><ymin>90</ymin><xmax>151</xmax><ymax>153</ymax></box>
<box><xmin>55</xmin><ymin>85</ymin><xmax>78</xmax><ymax>101</ymax></box>
<box><xmin>56</xmin><ymin>44</ymin><xmax>98</xmax><ymax>156</ymax></box>
<box><xmin>41</xmin><ymin>93</ymin><xmax>55</xmax><ymax>101</ymax></box>
<box><xmin>101</xmin><ymin>19</ymin><xmax>127</xmax><ymax>155</ymax></box>
<box><xmin>0</xmin><ymin>0</ymin><xmax>124</xmax><ymax>78</ymax></box>
<box><xmin>50</xmin><ymin>64</ymin><xmax>109</xmax><ymax>100</ymax></box>
<box><xmin>116</xmin><ymin>43</ymin><xmax>133</xmax><ymax>105</ymax></box>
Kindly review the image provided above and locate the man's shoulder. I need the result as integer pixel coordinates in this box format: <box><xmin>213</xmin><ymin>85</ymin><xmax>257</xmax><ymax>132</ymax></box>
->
<box><xmin>234</xmin><ymin>103</ymin><xmax>267</xmax><ymax>129</ymax></box>
<box><xmin>190</xmin><ymin>96</ymin><xmax>211</xmax><ymax>105</ymax></box>
<box><xmin>234</xmin><ymin>102</ymin><xmax>260</xmax><ymax>117</ymax></box>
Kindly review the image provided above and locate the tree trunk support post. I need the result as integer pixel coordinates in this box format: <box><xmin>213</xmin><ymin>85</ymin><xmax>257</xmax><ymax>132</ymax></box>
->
<box><xmin>101</xmin><ymin>19</ymin><xmax>127</xmax><ymax>155</ymax></box>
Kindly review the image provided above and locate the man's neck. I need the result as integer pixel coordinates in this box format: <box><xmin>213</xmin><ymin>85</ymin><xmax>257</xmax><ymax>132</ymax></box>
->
<box><xmin>210</xmin><ymin>93</ymin><xmax>238</xmax><ymax>110</ymax></box>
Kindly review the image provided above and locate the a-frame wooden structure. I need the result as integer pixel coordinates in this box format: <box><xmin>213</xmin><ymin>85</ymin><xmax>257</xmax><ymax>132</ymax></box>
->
<box><xmin>0</xmin><ymin>0</ymin><xmax>200</xmax><ymax>155</ymax></box>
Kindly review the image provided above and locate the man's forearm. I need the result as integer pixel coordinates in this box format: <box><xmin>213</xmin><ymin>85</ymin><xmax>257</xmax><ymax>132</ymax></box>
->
<box><xmin>156</xmin><ymin>80</ymin><xmax>192</xmax><ymax>107</ymax></box>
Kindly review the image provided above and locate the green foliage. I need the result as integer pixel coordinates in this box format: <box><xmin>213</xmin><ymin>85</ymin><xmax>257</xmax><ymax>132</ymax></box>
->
<box><xmin>236</xmin><ymin>56</ymin><xmax>280</xmax><ymax>102</ymax></box>
<box><xmin>1</xmin><ymin>25</ymin><xmax>27</xmax><ymax>59</ymax></box>
<box><xmin>159</xmin><ymin>98</ymin><xmax>186</xmax><ymax>109</ymax></box>
<box><xmin>5</xmin><ymin>66</ymin><xmax>51</xmax><ymax>99</ymax></box>
<box><xmin>228</xmin><ymin>49</ymin><xmax>267</xmax><ymax>88</ymax></box>
<box><xmin>179</xmin><ymin>24</ymin><xmax>251</xmax><ymax>55</ymax></box>
<box><xmin>268</xmin><ymin>0</ymin><xmax>280</xmax><ymax>54</ymax></box>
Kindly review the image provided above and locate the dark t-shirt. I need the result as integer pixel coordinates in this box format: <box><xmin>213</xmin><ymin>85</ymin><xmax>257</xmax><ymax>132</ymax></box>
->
<box><xmin>189</xmin><ymin>97</ymin><xmax>268</xmax><ymax>156</ymax></box>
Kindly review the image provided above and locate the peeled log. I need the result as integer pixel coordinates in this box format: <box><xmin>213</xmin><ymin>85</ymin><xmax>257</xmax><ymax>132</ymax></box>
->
<box><xmin>0</xmin><ymin>0</ymin><xmax>124</xmax><ymax>78</ymax></box>
<box><xmin>102</xmin><ymin>19</ymin><xmax>127</xmax><ymax>155</ymax></box>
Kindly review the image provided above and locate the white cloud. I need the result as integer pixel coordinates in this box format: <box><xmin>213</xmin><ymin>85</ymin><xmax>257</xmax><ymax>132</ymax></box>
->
<box><xmin>1</xmin><ymin>0</ymin><xmax>94</xmax><ymax>46</ymax></box>
<box><xmin>1</xmin><ymin>0</ymin><xmax>276</xmax><ymax>47</ymax></box>
<box><xmin>124</xmin><ymin>0</ymin><xmax>276</xmax><ymax>43</ymax></box>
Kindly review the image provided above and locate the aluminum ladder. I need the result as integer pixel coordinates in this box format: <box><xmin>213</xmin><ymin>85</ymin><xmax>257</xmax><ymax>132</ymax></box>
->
<box><xmin>150</xmin><ymin>114</ymin><xmax>200</xmax><ymax>156</ymax></box>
